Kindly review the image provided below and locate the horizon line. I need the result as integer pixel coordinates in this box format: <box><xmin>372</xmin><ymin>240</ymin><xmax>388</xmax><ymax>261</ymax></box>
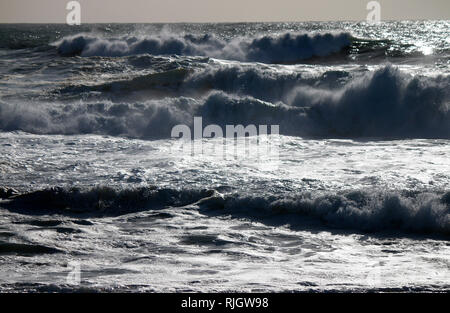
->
<box><xmin>0</xmin><ymin>18</ymin><xmax>448</xmax><ymax>24</ymax></box>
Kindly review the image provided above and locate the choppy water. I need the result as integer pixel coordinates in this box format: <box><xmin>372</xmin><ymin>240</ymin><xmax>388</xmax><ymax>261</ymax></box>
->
<box><xmin>0</xmin><ymin>21</ymin><xmax>449</xmax><ymax>292</ymax></box>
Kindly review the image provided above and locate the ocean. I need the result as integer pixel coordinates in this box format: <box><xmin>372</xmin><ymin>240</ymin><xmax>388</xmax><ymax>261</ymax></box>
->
<box><xmin>0</xmin><ymin>21</ymin><xmax>449</xmax><ymax>292</ymax></box>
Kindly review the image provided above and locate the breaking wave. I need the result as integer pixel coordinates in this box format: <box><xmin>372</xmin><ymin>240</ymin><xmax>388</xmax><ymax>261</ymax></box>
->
<box><xmin>218</xmin><ymin>190</ymin><xmax>450</xmax><ymax>236</ymax></box>
<box><xmin>55</xmin><ymin>32</ymin><xmax>353</xmax><ymax>63</ymax></box>
<box><xmin>0</xmin><ymin>66</ymin><xmax>448</xmax><ymax>139</ymax></box>
<box><xmin>2</xmin><ymin>186</ymin><xmax>449</xmax><ymax>236</ymax></box>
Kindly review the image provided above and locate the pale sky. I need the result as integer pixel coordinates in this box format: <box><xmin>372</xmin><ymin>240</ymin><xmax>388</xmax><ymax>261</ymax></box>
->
<box><xmin>0</xmin><ymin>0</ymin><xmax>449</xmax><ymax>23</ymax></box>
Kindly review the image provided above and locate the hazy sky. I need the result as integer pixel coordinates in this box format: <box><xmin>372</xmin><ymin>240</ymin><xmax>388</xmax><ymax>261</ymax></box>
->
<box><xmin>0</xmin><ymin>0</ymin><xmax>449</xmax><ymax>23</ymax></box>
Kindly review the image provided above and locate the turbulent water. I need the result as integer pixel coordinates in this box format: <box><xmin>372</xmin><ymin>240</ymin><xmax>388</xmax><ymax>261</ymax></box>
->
<box><xmin>0</xmin><ymin>22</ymin><xmax>449</xmax><ymax>292</ymax></box>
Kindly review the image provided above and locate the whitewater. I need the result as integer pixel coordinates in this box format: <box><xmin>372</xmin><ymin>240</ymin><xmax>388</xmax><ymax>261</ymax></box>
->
<box><xmin>0</xmin><ymin>21</ymin><xmax>449</xmax><ymax>292</ymax></box>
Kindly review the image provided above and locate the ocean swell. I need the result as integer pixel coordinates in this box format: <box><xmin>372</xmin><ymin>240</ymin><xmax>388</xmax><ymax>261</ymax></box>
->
<box><xmin>2</xmin><ymin>186</ymin><xmax>213</xmax><ymax>215</ymax></box>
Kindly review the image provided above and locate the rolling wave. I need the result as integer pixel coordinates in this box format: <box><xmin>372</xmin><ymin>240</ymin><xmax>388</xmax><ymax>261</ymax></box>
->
<box><xmin>1</xmin><ymin>186</ymin><xmax>212</xmax><ymax>214</ymax></box>
<box><xmin>2</xmin><ymin>185</ymin><xmax>449</xmax><ymax>236</ymax></box>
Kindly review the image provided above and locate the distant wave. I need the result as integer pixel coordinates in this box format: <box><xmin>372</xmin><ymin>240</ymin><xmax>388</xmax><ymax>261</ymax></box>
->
<box><xmin>1</xmin><ymin>66</ymin><xmax>448</xmax><ymax>139</ymax></box>
<box><xmin>55</xmin><ymin>32</ymin><xmax>353</xmax><ymax>63</ymax></box>
<box><xmin>53</xmin><ymin>32</ymin><xmax>443</xmax><ymax>62</ymax></box>
<box><xmin>2</xmin><ymin>186</ymin><xmax>449</xmax><ymax>236</ymax></box>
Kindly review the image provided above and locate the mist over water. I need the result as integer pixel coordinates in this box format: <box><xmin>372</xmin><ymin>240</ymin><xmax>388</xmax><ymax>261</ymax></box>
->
<box><xmin>0</xmin><ymin>21</ymin><xmax>449</xmax><ymax>292</ymax></box>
